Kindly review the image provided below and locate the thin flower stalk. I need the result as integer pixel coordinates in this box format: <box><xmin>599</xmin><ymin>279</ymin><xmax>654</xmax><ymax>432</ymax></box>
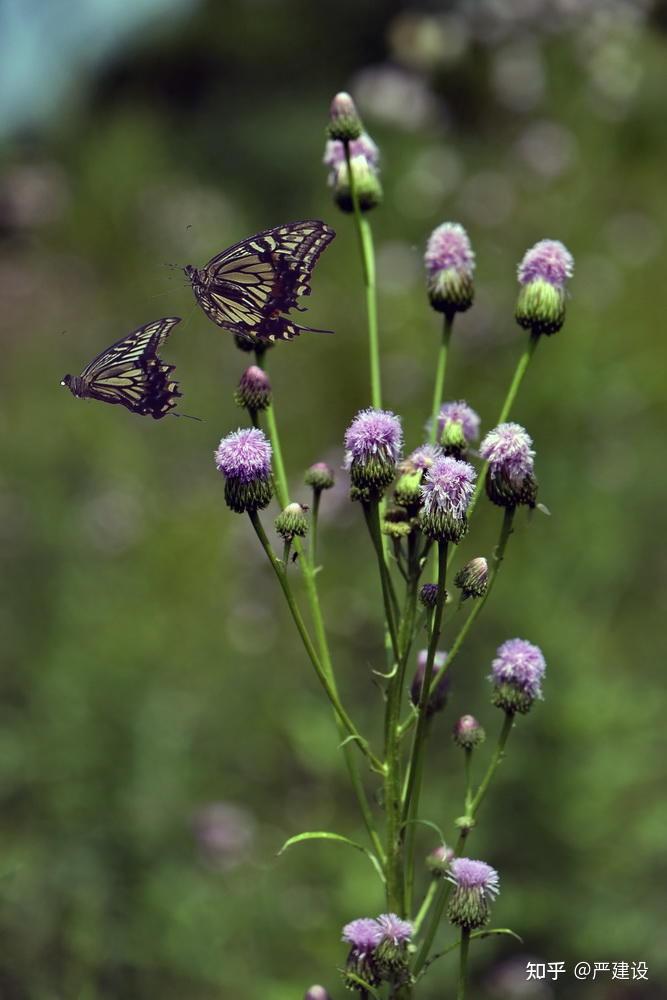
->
<box><xmin>428</xmin><ymin>316</ymin><xmax>453</xmax><ymax>445</ymax></box>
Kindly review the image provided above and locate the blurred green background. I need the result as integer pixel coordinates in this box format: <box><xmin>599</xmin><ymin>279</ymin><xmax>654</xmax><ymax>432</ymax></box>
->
<box><xmin>1</xmin><ymin>1</ymin><xmax>666</xmax><ymax>997</ymax></box>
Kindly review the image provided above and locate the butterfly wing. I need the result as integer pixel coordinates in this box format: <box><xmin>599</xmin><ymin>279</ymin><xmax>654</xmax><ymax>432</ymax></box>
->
<box><xmin>192</xmin><ymin>220</ymin><xmax>335</xmax><ymax>341</ymax></box>
<box><xmin>81</xmin><ymin>317</ymin><xmax>182</xmax><ymax>419</ymax></box>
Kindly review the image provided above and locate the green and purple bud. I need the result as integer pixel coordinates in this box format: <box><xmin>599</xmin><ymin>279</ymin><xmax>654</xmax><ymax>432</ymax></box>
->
<box><xmin>453</xmin><ymin>714</ymin><xmax>486</xmax><ymax>750</ymax></box>
<box><xmin>305</xmin><ymin>461</ymin><xmax>335</xmax><ymax>492</ymax></box>
<box><xmin>324</xmin><ymin>133</ymin><xmax>382</xmax><ymax>214</ymax></box>
<box><xmin>455</xmin><ymin>557</ymin><xmax>488</xmax><ymax>600</ymax></box>
<box><xmin>419</xmin><ymin>583</ymin><xmax>439</xmax><ymax>609</ymax></box>
<box><xmin>516</xmin><ymin>238</ymin><xmax>574</xmax><ymax>335</ymax></box>
<box><xmin>327</xmin><ymin>91</ymin><xmax>363</xmax><ymax>141</ymax></box>
<box><xmin>424</xmin><ymin>222</ymin><xmax>475</xmax><ymax>317</ymax></box>
<box><xmin>215</xmin><ymin>427</ymin><xmax>273</xmax><ymax>514</ymax></box>
<box><xmin>436</xmin><ymin>401</ymin><xmax>481</xmax><ymax>457</ymax></box>
<box><xmin>304</xmin><ymin>988</ymin><xmax>332</xmax><ymax>1000</ymax></box>
<box><xmin>234</xmin><ymin>365</ymin><xmax>272</xmax><ymax>411</ymax></box>
<box><xmin>447</xmin><ymin>858</ymin><xmax>500</xmax><ymax>930</ymax></box>
<box><xmin>427</xmin><ymin>843</ymin><xmax>455</xmax><ymax>875</ymax></box>
<box><xmin>275</xmin><ymin>502</ymin><xmax>309</xmax><ymax>542</ymax></box>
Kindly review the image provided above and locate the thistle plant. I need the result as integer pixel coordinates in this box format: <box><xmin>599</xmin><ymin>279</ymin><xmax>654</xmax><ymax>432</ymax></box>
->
<box><xmin>216</xmin><ymin>93</ymin><xmax>574</xmax><ymax>999</ymax></box>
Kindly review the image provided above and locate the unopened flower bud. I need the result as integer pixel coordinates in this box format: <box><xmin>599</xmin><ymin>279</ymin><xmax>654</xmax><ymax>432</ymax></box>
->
<box><xmin>455</xmin><ymin>558</ymin><xmax>488</xmax><ymax>600</ymax></box>
<box><xmin>447</xmin><ymin>858</ymin><xmax>500</xmax><ymax>930</ymax></box>
<box><xmin>440</xmin><ymin>419</ymin><xmax>467</xmax><ymax>456</ymax></box>
<box><xmin>424</xmin><ymin>223</ymin><xmax>475</xmax><ymax>317</ymax></box>
<box><xmin>334</xmin><ymin>156</ymin><xmax>383</xmax><ymax>213</ymax></box>
<box><xmin>234</xmin><ymin>365</ymin><xmax>271</xmax><ymax>411</ymax></box>
<box><xmin>427</xmin><ymin>843</ymin><xmax>455</xmax><ymax>875</ymax></box>
<box><xmin>327</xmin><ymin>91</ymin><xmax>363</xmax><ymax>141</ymax></box>
<box><xmin>394</xmin><ymin>470</ymin><xmax>423</xmax><ymax>509</ymax></box>
<box><xmin>305</xmin><ymin>462</ymin><xmax>335</xmax><ymax>491</ymax></box>
<box><xmin>304</xmin><ymin>988</ymin><xmax>332</xmax><ymax>1000</ymax></box>
<box><xmin>453</xmin><ymin>714</ymin><xmax>486</xmax><ymax>750</ymax></box>
<box><xmin>381</xmin><ymin>507</ymin><xmax>413</xmax><ymax>539</ymax></box>
<box><xmin>516</xmin><ymin>239</ymin><xmax>574</xmax><ymax>336</ymax></box>
<box><xmin>419</xmin><ymin>583</ymin><xmax>439</xmax><ymax>609</ymax></box>
<box><xmin>275</xmin><ymin>502</ymin><xmax>309</xmax><ymax>541</ymax></box>
<box><xmin>411</xmin><ymin>650</ymin><xmax>450</xmax><ymax>717</ymax></box>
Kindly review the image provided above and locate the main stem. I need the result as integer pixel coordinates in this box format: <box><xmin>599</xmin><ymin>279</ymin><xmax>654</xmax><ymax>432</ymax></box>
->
<box><xmin>402</xmin><ymin>540</ymin><xmax>448</xmax><ymax>914</ymax></box>
<box><xmin>428</xmin><ymin>315</ymin><xmax>453</xmax><ymax>445</ymax></box>
<box><xmin>457</xmin><ymin>929</ymin><xmax>470</xmax><ymax>1000</ymax></box>
<box><xmin>344</xmin><ymin>140</ymin><xmax>381</xmax><ymax>408</ymax></box>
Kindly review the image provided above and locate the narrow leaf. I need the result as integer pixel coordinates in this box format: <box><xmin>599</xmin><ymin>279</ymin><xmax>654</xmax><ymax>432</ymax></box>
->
<box><xmin>278</xmin><ymin>831</ymin><xmax>385</xmax><ymax>884</ymax></box>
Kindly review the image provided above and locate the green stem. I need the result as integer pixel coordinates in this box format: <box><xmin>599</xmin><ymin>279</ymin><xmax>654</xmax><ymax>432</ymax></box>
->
<box><xmin>413</xmin><ymin>879</ymin><xmax>439</xmax><ymax>934</ymax></box>
<box><xmin>428</xmin><ymin>315</ymin><xmax>453</xmax><ymax>445</ymax></box>
<box><xmin>457</xmin><ymin>928</ymin><xmax>470</xmax><ymax>1000</ymax></box>
<box><xmin>463</xmin><ymin>749</ymin><xmax>473</xmax><ymax>814</ymax></box>
<box><xmin>402</xmin><ymin>540</ymin><xmax>448</xmax><ymax>914</ymax></box>
<box><xmin>255</xmin><ymin>352</ymin><xmax>385</xmax><ymax>857</ymax></box>
<box><xmin>310</xmin><ymin>488</ymin><xmax>322</xmax><ymax>569</ymax></box>
<box><xmin>465</xmin><ymin>331</ymin><xmax>540</xmax><ymax>526</ymax></box>
<box><xmin>414</xmin><ymin>713</ymin><xmax>515</xmax><ymax>973</ymax></box>
<box><xmin>363</xmin><ymin>501</ymin><xmax>400</xmax><ymax>659</ymax></box>
<box><xmin>399</xmin><ymin>508</ymin><xmax>515</xmax><ymax>740</ymax></box>
<box><xmin>344</xmin><ymin>140</ymin><xmax>381</xmax><ymax>408</ymax></box>
<box><xmin>248</xmin><ymin>510</ymin><xmax>383</xmax><ymax>775</ymax></box>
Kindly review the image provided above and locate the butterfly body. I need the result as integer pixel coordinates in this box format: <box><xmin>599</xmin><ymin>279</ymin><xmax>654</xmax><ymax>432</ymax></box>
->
<box><xmin>185</xmin><ymin>220</ymin><xmax>335</xmax><ymax>342</ymax></box>
<box><xmin>62</xmin><ymin>317</ymin><xmax>182</xmax><ymax>419</ymax></box>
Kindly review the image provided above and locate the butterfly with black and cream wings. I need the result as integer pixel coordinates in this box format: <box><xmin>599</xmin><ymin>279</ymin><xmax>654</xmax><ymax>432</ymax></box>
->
<box><xmin>184</xmin><ymin>220</ymin><xmax>336</xmax><ymax>342</ymax></box>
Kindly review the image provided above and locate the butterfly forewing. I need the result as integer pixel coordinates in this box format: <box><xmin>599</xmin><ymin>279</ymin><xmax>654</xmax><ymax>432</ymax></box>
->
<box><xmin>72</xmin><ymin>317</ymin><xmax>182</xmax><ymax>419</ymax></box>
<box><xmin>189</xmin><ymin>220</ymin><xmax>335</xmax><ymax>341</ymax></box>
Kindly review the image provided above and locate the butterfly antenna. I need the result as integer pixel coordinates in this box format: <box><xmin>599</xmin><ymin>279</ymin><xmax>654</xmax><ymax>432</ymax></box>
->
<box><xmin>171</xmin><ymin>411</ymin><xmax>203</xmax><ymax>422</ymax></box>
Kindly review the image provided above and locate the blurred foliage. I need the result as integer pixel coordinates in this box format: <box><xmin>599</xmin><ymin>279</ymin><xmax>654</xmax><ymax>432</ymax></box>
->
<box><xmin>1</xmin><ymin>1</ymin><xmax>666</xmax><ymax>998</ymax></box>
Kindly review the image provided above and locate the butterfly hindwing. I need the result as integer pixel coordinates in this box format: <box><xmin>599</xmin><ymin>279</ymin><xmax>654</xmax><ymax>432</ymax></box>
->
<box><xmin>187</xmin><ymin>220</ymin><xmax>335</xmax><ymax>341</ymax></box>
<box><xmin>66</xmin><ymin>317</ymin><xmax>182</xmax><ymax>419</ymax></box>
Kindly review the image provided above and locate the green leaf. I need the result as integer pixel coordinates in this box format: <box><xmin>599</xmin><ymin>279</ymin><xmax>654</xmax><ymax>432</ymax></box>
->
<box><xmin>420</xmin><ymin>927</ymin><xmax>524</xmax><ymax>976</ymax></box>
<box><xmin>344</xmin><ymin>972</ymin><xmax>382</xmax><ymax>999</ymax></box>
<box><xmin>401</xmin><ymin>817</ymin><xmax>447</xmax><ymax>845</ymax></box>
<box><xmin>278</xmin><ymin>831</ymin><xmax>385</xmax><ymax>884</ymax></box>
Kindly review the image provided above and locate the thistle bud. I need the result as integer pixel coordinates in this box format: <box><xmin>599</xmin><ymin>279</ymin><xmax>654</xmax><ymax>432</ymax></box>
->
<box><xmin>516</xmin><ymin>239</ymin><xmax>574</xmax><ymax>336</ymax></box>
<box><xmin>454</xmin><ymin>558</ymin><xmax>488</xmax><ymax>600</ymax></box>
<box><xmin>304</xmin><ymin>462</ymin><xmax>335</xmax><ymax>491</ymax></box>
<box><xmin>234</xmin><ymin>365</ymin><xmax>272</xmax><ymax>411</ymax></box>
<box><xmin>427</xmin><ymin>843</ymin><xmax>455</xmax><ymax>875</ymax></box>
<box><xmin>419</xmin><ymin>456</ymin><xmax>476</xmax><ymax>543</ymax></box>
<box><xmin>375</xmin><ymin>914</ymin><xmax>413</xmax><ymax>984</ymax></box>
<box><xmin>479</xmin><ymin>423</ymin><xmax>538</xmax><ymax>509</ymax></box>
<box><xmin>490</xmin><ymin>638</ymin><xmax>546</xmax><ymax>715</ymax></box>
<box><xmin>452</xmin><ymin>715</ymin><xmax>486</xmax><ymax>750</ymax></box>
<box><xmin>410</xmin><ymin>650</ymin><xmax>450</xmax><ymax>718</ymax></box>
<box><xmin>275</xmin><ymin>502</ymin><xmax>309</xmax><ymax>541</ymax></box>
<box><xmin>440</xmin><ymin>419</ymin><xmax>467</xmax><ymax>457</ymax></box>
<box><xmin>304</xmin><ymin>988</ymin><xmax>332</xmax><ymax>1000</ymax></box>
<box><xmin>344</xmin><ymin>408</ymin><xmax>403</xmax><ymax>501</ymax></box>
<box><xmin>324</xmin><ymin>134</ymin><xmax>382</xmax><ymax>215</ymax></box>
<box><xmin>381</xmin><ymin>506</ymin><xmax>413</xmax><ymax>539</ymax></box>
<box><xmin>419</xmin><ymin>583</ymin><xmax>438</xmax><ymax>609</ymax></box>
<box><xmin>424</xmin><ymin>223</ymin><xmax>475</xmax><ymax>317</ymax></box>
<box><xmin>215</xmin><ymin>428</ymin><xmax>273</xmax><ymax>514</ymax></box>
<box><xmin>327</xmin><ymin>91</ymin><xmax>363</xmax><ymax>141</ymax></box>
<box><xmin>447</xmin><ymin>858</ymin><xmax>500</xmax><ymax>930</ymax></box>
<box><xmin>394</xmin><ymin>470</ymin><xmax>423</xmax><ymax>510</ymax></box>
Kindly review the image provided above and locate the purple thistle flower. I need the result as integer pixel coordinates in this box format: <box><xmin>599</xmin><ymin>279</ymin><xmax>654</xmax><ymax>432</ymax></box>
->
<box><xmin>448</xmin><ymin>858</ymin><xmax>500</xmax><ymax>897</ymax></box>
<box><xmin>345</xmin><ymin>408</ymin><xmax>403</xmax><ymax>497</ymax></box>
<box><xmin>235</xmin><ymin>365</ymin><xmax>272</xmax><ymax>411</ymax></box>
<box><xmin>427</xmin><ymin>843</ymin><xmax>455</xmax><ymax>874</ymax></box>
<box><xmin>323</xmin><ymin>134</ymin><xmax>380</xmax><ymax>175</ymax></box>
<box><xmin>215</xmin><ymin>428</ymin><xmax>273</xmax><ymax>513</ymax></box>
<box><xmin>324</xmin><ymin>133</ymin><xmax>382</xmax><ymax>214</ymax></box>
<box><xmin>480</xmin><ymin>423</ymin><xmax>534</xmax><ymax>482</ymax></box>
<box><xmin>437</xmin><ymin>400</ymin><xmax>481</xmax><ymax>447</ymax></box>
<box><xmin>424</xmin><ymin>223</ymin><xmax>475</xmax><ymax>315</ymax></box>
<box><xmin>342</xmin><ymin>917</ymin><xmax>383</xmax><ymax>955</ymax></box>
<box><xmin>403</xmin><ymin>443</ymin><xmax>441</xmax><ymax>473</ymax></box>
<box><xmin>328</xmin><ymin>91</ymin><xmax>363</xmax><ymax>142</ymax></box>
<box><xmin>421</xmin><ymin>456</ymin><xmax>476</xmax><ymax>518</ymax></box>
<box><xmin>452</xmin><ymin>714</ymin><xmax>486</xmax><ymax>750</ymax></box>
<box><xmin>215</xmin><ymin>427</ymin><xmax>272</xmax><ymax>482</ymax></box>
<box><xmin>491</xmin><ymin>638</ymin><xmax>546</xmax><ymax>700</ymax></box>
<box><xmin>518</xmin><ymin>239</ymin><xmax>574</xmax><ymax>288</ymax></box>
<box><xmin>377</xmin><ymin>913</ymin><xmax>413</xmax><ymax>945</ymax></box>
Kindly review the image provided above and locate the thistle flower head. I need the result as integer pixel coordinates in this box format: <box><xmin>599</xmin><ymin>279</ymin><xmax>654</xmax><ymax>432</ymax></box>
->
<box><xmin>215</xmin><ymin>427</ymin><xmax>272</xmax><ymax>482</ymax></box>
<box><xmin>327</xmin><ymin>91</ymin><xmax>363</xmax><ymax>141</ymax></box>
<box><xmin>518</xmin><ymin>239</ymin><xmax>574</xmax><ymax>288</ymax></box>
<box><xmin>304</xmin><ymin>988</ymin><xmax>331</xmax><ymax>1000</ymax></box>
<box><xmin>345</xmin><ymin>408</ymin><xmax>403</xmax><ymax>498</ymax></box>
<box><xmin>480</xmin><ymin>423</ymin><xmax>537</xmax><ymax>508</ymax></box>
<box><xmin>419</xmin><ymin>583</ymin><xmax>439</xmax><ymax>609</ymax></box>
<box><xmin>215</xmin><ymin>428</ymin><xmax>274</xmax><ymax>513</ymax></box>
<box><xmin>411</xmin><ymin>650</ymin><xmax>450</xmax><ymax>717</ymax></box>
<box><xmin>427</xmin><ymin>843</ymin><xmax>455</xmax><ymax>874</ymax></box>
<box><xmin>324</xmin><ymin>134</ymin><xmax>382</xmax><ymax>214</ymax></box>
<box><xmin>235</xmin><ymin>365</ymin><xmax>272</xmax><ymax>411</ymax></box>
<box><xmin>447</xmin><ymin>857</ymin><xmax>500</xmax><ymax>930</ymax></box>
<box><xmin>305</xmin><ymin>461</ymin><xmax>335</xmax><ymax>491</ymax></box>
<box><xmin>437</xmin><ymin>401</ymin><xmax>481</xmax><ymax>447</ymax></box>
<box><xmin>275</xmin><ymin>502</ymin><xmax>309</xmax><ymax>541</ymax></box>
<box><xmin>420</xmin><ymin>456</ymin><xmax>476</xmax><ymax>542</ymax></box>
<box><xmin>455</xmin><ymin>557</ymin><xmax>489</xmax><ymax>600</ymax></box>
<box><xmin>452</xmin><ymin>714</ymin><xmax>486</xmax><ymax>750</ymax></box>
<box><xmin>424</xmin><ymin>223</ymin><xmax>475</xmax><ymax>315</ymax></box>
<box><xmin>323</xmin><ymin>133</ymin><xmax>380</xmax><ymax>174</ymax></box>
<box><xmin>342</xmin><ymin>917</ymin><xmax>383</xmax><ymax>955</ymax></box>
<box><xmin>516</xmin><ymin>239</ymin><xmax>574</xmax><ymax>335</ymax></box>
<box><xmin>377</xmin><ymin>913</ymin><xmax>413</xmax><ymax>946</ymax></box>
<box><xmin>491</xmin><ymin>638</ymin><xmax>546</xmax><ymax>714</ymax></box>
<box><xmin>400</xmin><ymin>443</ymin><xmax>441</xmax><ymax>474</ymax></box>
